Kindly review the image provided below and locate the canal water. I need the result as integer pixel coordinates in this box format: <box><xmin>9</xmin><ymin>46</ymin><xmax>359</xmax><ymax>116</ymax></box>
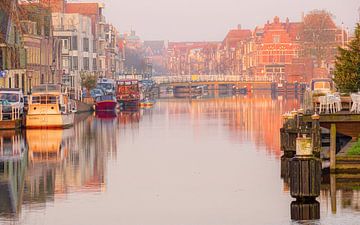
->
<box><xmin>0</xmin><ymin>94</ymin><xmax>360</xmax><ymax>225</ymax></box>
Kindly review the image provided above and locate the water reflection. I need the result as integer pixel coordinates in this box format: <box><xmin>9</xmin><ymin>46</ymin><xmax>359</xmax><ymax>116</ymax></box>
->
<box><xmin>158</xmin><ymin>95</ymin><xmax>299</xmax><ymax>156</ymax></box>
<box><xmin>0</xmin><ymin>131</ymin><xmax>27</xmax><ymax>217</ymax></box>
<box><xmin>0</xmin><ymin>95</ymin><xmax>359</xmax><ymax>224</ymax></box>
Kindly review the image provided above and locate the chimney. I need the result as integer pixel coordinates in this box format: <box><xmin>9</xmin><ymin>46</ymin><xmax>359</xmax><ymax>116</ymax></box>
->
<box><xmin>237</xmin><ymin>24</ymin><xmax>242</xmax><ymax>30</ymax></box>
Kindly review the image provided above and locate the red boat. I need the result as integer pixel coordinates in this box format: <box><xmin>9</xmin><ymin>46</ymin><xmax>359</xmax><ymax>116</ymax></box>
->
<box><xmin>116</xmin><ymin>79</ymin><xmax>140</xmax><ymax>106</ymax></box>
<box><xmin>95</xmin><ymin>95</ymin><xmax>117</xmax><ymax>111</ymax></box>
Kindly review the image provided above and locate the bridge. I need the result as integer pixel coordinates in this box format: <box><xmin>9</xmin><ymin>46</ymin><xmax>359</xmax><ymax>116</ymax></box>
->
<box><xmin>117</xmin><ymin>75</ymin><xmax>275</xmax><ymax>85</ymax></box>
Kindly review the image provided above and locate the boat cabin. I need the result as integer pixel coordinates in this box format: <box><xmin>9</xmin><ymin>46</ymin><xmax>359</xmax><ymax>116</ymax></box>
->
<box><xmin>28</xmin><ymin>84</ymin><xmax>72</xmax><ymax>115</ymax></box>
<box><xmin>116</xmin><ymin>79</ymin><xmax>140</xmax><ymax>103</ymax></box>
<box><xmin>310</xmin><ymin>78</ymin><xmax>334</xmax><ymax>95</ymax></box>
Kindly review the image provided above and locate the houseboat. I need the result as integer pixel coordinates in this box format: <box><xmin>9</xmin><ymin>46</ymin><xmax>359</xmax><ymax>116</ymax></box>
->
<box><xmin>0</xmin><ymin>88</ymin><xmax>24</xmax><ymax>129</ymax></box>
<box><xmin>95</xmin><ymin>95</ymin><xmax>117</xmax><ymax>112</ymax></box>
<box><xmin>25</xmin><ymin>84</ymin><xmax>75</xmax><ymax>129</ymax></box>
<box><xmin>116</xmin><ymin>79</ymin><xmax>140</xmax><ymax>106</ymax></box>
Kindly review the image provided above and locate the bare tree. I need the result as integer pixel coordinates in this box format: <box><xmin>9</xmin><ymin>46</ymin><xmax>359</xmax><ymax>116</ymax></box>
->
<box><xmin>300</xmin><ymin>10</ymin><xmax>338</xmax><ymax>67</ymax></box>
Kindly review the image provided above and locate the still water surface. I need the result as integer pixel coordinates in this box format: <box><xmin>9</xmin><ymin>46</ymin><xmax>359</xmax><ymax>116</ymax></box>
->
<box><xmin>0</xmin><ymin>95</ymin><xmax>360</xmax><ymax>225</ymax></box>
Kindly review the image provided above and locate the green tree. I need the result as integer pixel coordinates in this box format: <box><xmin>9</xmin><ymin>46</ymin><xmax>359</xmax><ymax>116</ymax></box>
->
<box><xmin>80</xmin><ymin>71</ymin><xmax>97</xmax><ymax>97</ymax></box>
<box><xmin>333</xmin><ymin>23</ymin><xmax>360</xmax><ymax>93</ymax></box>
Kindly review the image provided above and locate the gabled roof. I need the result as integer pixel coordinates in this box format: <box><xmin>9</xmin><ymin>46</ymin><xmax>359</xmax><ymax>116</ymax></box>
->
<box><xmin>222</xmin><ymin>29</ymin><xmax>252</xmax><ymax>48</ymax></box>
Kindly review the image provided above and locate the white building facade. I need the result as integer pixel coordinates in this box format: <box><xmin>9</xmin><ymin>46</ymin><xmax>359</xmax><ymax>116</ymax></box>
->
<box><xmin>52</xmin><ymin>13</ymin><xmax>97</xmax><ymax>99</ymax></box>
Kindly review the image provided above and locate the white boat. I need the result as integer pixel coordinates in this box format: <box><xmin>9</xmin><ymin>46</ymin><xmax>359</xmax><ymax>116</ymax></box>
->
<box><xmin>26</xmin><ymin>84</ymin><xmax>75</xmax><ymax>128</ymax></box>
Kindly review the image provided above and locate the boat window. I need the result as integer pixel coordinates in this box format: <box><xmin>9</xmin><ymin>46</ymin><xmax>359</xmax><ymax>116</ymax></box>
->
<box><xmin>48</xmin><ymin>96</ymin><xmax>57</xmax><ymax>104</ymax></box>
<box><xmin>32</xmin><ymin>96</ymin><xmax>40</xmax><ymax>104</ymax></box>
<box><xmin>314</xmin><ymin>82</ymin><xmax>331</xmax><ymax>90</ymax></box>
<box><xmin>0</xmin><ymin>93</ymin><xmax>19</xmax><ymax>103</ymax></box>
<box><xmin>32</xmin><ymin>95</ymin><xmax>58</xmax><ymax>104</ymax></box>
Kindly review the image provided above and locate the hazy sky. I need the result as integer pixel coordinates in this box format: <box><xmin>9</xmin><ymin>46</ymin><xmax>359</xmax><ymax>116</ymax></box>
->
<box><xmin>72</xmin><ymin>0</ymin><xmax>359</xmax><ymax>41</ymax></box>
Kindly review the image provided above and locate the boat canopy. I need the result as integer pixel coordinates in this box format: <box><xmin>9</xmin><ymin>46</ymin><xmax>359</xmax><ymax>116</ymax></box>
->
<box><xmin>32</xmin><ymin>84</ymin><xmax>62</xmax><ymax>94</ymax></box>
<box><xmin>116</xmin><ymin>79</ymin><xmax>138</xmax><ymax>85</ymax></box>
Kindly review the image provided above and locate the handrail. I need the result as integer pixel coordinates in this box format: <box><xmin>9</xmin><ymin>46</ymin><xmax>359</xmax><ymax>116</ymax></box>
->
<box><xmin>152</xmin><ymin>75</ymin><xmax>276</xmax><ymax>84</ymax></box>
<box><xmin>0</xmin><ymin>104</ymin><xmax>22</xmax><ymax>121</ymax></box>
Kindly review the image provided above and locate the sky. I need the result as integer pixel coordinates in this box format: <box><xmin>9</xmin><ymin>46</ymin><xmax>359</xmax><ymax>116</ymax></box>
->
<box><xmin>71</xmin><ymin>0</ymin><xmax>359</xmax><ymax>41</ymax></box>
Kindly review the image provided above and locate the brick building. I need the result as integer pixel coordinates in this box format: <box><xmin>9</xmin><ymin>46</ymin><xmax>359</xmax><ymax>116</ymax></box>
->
<box><xmin>248</xmin><ymin>17</ymin><xmax>302</xmax><ymax>82</ymax></box>
<box><xmin>221</xmin><ymin>25</ymin><xmax>252</xmax><ymax>75</ymax></box>
<box><xmin>166</xmin><ymin>42</ymin><xmax>220</xmax><ymax>75</ymax></box>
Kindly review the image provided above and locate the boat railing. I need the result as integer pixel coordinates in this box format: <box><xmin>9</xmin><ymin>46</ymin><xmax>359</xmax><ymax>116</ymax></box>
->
<box><xmin>0</xmin><ymin>104</ymin><xmax>22</xmax><ymax>121</ymax></box>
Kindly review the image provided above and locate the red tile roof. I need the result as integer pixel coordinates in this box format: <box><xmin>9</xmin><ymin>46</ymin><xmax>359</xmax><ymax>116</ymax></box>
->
<box><xmin>65</xmin><ymin>3</ymin><xmax>99</xmax><ymax>15</ymax></box>
<box><xmin>222</xmin><ymin>29</ymin><xmax>252</xmax><ymax>48</ymax></box>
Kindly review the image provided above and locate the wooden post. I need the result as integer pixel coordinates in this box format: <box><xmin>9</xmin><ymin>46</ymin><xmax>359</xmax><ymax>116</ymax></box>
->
<box><xmin>330</xmin><ymin>174</ymin><xmax>337</xmax><ymax>214</ymax></box>
<box><xmin>330</xmin><ymin>123</ymin><xmax>336</xmax><ymax>172</ymax></box>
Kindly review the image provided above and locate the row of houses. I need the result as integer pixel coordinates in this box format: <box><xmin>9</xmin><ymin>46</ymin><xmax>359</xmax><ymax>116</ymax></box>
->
<box><xmin>161</xmin><ymin>14</ymin><xmax>348</xmax><ymax>83</ymax></box>
<box><xmin>0</xmin><ymin>0</ymin><xmax>125</xmax><ymax>97</ymax></box>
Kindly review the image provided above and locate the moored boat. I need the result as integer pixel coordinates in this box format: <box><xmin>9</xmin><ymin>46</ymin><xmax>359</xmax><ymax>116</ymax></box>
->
<box><xmin>139</xmin><ymin>98</ymin><xmax>156</xmax><ymax>108</ymax></box>
<box><xmin>25</xmin><ymin>84</ymin><xmax>75</xmax><ymax>129</ymax></box>
<box><xmin>116</xmin><ymin>79</ymin><xmax>140</xmax><ymax>107</ymax></box>
<box><xmin>0</xmin><ymin>88</ymin><xmax>24</xmax><ymax>130</ymax></box>
<box><xmin>95</xmin><ymin>95</ymin><xmax>117</xmax><ymax>111</ymax></box>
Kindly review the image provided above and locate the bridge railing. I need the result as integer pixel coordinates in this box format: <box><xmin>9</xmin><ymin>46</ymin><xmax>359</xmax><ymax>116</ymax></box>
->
<box><xmin>153</xmin><ymin>75</ymin><xmax>275</xmax><ymax>84</ymax></box>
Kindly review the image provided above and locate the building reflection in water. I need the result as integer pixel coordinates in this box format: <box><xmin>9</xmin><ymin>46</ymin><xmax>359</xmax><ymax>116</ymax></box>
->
<box><xmin>0</xmin><ymin>112</ymin><xmax>120</xmax><ymax>218</ymax></box>
<box><xmin>0</xmin><ymin>131</ymin><xmax>27</xmax><ymax>217</ymax></box>
<box><xmin>158</xmin><ymin>95</ymin><xmax>300</xmax><ymax>156</ymax></box>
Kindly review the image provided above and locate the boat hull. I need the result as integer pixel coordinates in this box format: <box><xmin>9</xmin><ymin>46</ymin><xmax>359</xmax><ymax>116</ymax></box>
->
<box><xmin>119</xmin><ymin>99</ymin><xmax>140</xmax><ymax>106</ymax></box>
<box><xmin>95</xmin><ymin>100</ymin><xmax>117</xmax><ymax>111</ymax></box>
<box><xmin>25</xmin><ymin>113</ymin><xmax>75</xmax><ymax>129</ymax></box>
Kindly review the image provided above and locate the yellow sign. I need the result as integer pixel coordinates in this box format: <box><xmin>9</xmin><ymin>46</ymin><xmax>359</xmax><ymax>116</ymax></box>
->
<box><xmin>191</xmin><ymin>75</ymin><xmax>199</xmax><ymax>81</ymax></box>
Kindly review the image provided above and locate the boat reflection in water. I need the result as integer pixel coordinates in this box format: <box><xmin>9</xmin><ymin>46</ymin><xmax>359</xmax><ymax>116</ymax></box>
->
<box><xmin>95</xmin><ymin>110</ymin><xmax>117</xmax><ymax>119</ymax></box>
<box><xmin>0</xmin><ymin>131</ymin><xmax>27</xmax><ymax>217</ymax></box>
<box><xmin>27</xmin><ymin>129</ymin><xmax>68</xmax><ymax>163</ymax></box>
<box><xmin>118</xmin><ymin>107</ymin><xmax>141</xmax><ymax>125</ymax></box>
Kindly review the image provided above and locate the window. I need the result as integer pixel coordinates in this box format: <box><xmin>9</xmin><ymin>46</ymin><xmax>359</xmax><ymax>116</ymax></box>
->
<box><xmin>14</xmin><ymin>74</ymin><xmax>19</xmax><ymax>88</ymax></box>
<box><xmin>280</xmin><ymin>51</ymin><xmax>285</xmax><ymax>63</ymax></box>
<box><xmin>83</xmin><ymin>38</ymin><xmax>89</xmax><ymax>52</ymax></box>
<box><xmin>273</xmin><ymin>35</ymin><xmax>280</xmax><ymax>43</ymax></box>
<box><xmin>93</xmin><ymin>40</ymin><xmax>97</xmax><ymax>52</ymax></box>
<box><xmin>83</xmin><ymin>57</ymin><xmax>89</xmax><ymax>70</ymax></box>
<box><xmin>0</xmin><ymin>49</ymin><xmax>3</xmax><ymax>70</ymax></box>
<box><xmin>62</xmin><ymin>39</ymin><xmax>69</xmax><ymax>50</ymax></box>
<box><xmin>72</xmin><ymin>56</ymin><xmax>78</xmax><ymax>70</ymax></box>
<box><xmin>72</xmin><ymin>36</ymin><xmax>78</xmax><ymax>50</ymax></box>
<box><xmin>92</xmin><ymin>58</ymin><xmax>97</xmax><ymax>71</ymax></box>
<box><xmin>21</xmin><ymin>74</ymin><xmax>25</xmax><ymax>90</ymax></box>
<box><xmin>62</xmin><ymin>58</ymin><xmax>69</xmax><ymax>68</ymax></box>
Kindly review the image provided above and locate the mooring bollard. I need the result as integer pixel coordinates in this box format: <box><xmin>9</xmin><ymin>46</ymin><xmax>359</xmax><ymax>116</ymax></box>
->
<box><xmin>289</xmin><ymin>134</ymin><xmax>322</xmax><ymax>221</ymax></box>
<box><xmin>291</xmin><ymin>200</ymin><xmax>320</xmax><ymax>221</ymax></box>
<box><xmin>289</xmin><ymin>134</ymin><xmax>321</xmax><ymax>201</ymax></box>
